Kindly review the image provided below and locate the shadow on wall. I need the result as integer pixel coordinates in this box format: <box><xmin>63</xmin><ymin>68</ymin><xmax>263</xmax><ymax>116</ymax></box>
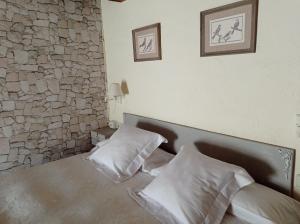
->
<box><xmin>295</xmin><ymin>191</ymin><xmax>300</xmax><ymax>201</ymax></box>
<box><xmin>193</xmin><ymin>142</ymin><xmax>283</xmax><ymax>192</ymax></box>
<box><xmin>136</xmin><ymin>122</ymin><xmax>178</xmax><ymax>154</ymax></box>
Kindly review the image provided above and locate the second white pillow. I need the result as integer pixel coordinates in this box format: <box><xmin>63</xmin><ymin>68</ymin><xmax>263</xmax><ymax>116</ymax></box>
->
<box><xmin>129</xmin><ymin>145</ymin><xmax>254</xmax><ymax>224</ymax></box>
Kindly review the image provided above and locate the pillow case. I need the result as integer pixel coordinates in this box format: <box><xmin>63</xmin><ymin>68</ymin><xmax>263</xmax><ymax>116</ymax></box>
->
<box><xmin>90</xmin><ymin>139</ymin><xmax>109</xmax><ymax>154</ymax></box>
<box><xmin>88</xmin><ymin>125</ymin><xmax>167</xmax><ymax>183</ymax></box>
<box><xmin>141</xmin><ymin>148</ymin><xmax>174</xmax><ymax>176</ymax></box>
<box><xmin>228</xmin><ymin>183</ymin><xmax>300</xmax><ymax>224</ymax></box>
<box><xmin>129</xmin><ymin>145</ymin><xmax>254</xmax><ymax>224</ymax></box>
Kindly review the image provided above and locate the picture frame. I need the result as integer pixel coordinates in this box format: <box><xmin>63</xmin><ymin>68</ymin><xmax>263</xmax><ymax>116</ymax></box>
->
<box><xmin>132</xmin><ymin>23</ymin><xmax>162</xmax><ymax>62</ymax></box>
<box><xmin>200</xmin><ymin>0</ymin><xmax>258</xmax><ymax>57</ymax></box>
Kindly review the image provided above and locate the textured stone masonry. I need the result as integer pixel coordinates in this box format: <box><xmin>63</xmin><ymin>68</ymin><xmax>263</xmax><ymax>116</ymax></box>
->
<box><xmin>0</xmin><ymin>0</ymin><xmax>107</xmax><ymax>171</ymax></box>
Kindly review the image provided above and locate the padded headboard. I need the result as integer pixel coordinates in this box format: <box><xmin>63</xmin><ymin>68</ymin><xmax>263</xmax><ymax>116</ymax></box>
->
<box><xmin>124</xmin><ymin>113</ymin><xmax>296</xmax><ymax>197</ymax></box>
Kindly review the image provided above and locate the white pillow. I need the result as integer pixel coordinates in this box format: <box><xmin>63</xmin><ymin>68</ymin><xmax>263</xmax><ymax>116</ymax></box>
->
<box><xmin>88</xmin><ymin>125</ymin><xmax>167</xmax><ymax>183</ymax></box>
<box><xmin>129</xmin><ymin>145</ymin><xmax>254</xmax><ymax>224</ymax></box>
<box><xmin>90</xmin><ymin>140</ymin><xmax>109</xmax><ymax>154</ymax></box>
<box><xmin>228</xmin><ymin>183</ymin><xmax>300</xmax><ymax>224</ymax></box>
<box><xmin>141</xmin><ymin>148</ymin><xmax>174</xmax><ymax>176</ymax></box>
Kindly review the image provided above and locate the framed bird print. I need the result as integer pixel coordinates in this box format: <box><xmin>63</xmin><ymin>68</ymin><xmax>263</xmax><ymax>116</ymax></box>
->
<box><xmin>200</xmin><ymin>0</ymin><xmax>258</xmax><ymax>57</ymax></box>
<box><xmin>132</xmin><ymin>23</ymin><xmax>162</xmax><ymax>62</ymax></box>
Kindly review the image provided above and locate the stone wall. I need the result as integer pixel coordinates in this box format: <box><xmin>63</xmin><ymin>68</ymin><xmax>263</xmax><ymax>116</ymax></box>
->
<box><xmin>0</xmin><ymin>0</ymin><xmax>107</xmax><ymax>171</ymax></box>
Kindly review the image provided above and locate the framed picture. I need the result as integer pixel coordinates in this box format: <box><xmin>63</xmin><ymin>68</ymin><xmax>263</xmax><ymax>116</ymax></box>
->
<box><xmin>200</xmin><ymin>0</ymin><xmax>258</xmax><ymax>57</ymax></box>
<box><xmin>132</xmin><ymin>23</ymin><xmax>162</xmax><ymax>62</ymax></box>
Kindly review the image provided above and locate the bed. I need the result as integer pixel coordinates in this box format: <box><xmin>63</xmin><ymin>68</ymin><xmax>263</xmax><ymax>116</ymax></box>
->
<box><xmin>0</xmin><ymin>113</ymin><xmax>296</xmax><ymax>224</ymax></box>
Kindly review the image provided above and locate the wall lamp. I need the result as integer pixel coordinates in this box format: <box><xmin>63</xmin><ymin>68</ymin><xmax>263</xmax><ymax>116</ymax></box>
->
<box><xmin>105</xmin><ymin>83</ymin><xmax>123</xmax><ymax>102</ymax></box>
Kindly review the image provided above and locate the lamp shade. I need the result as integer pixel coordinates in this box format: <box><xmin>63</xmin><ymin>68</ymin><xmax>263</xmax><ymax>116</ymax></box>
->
<box><xmin>109</xmin><ymin>83</ymin><xmax>123</xmax><ymax>97</ymax></box>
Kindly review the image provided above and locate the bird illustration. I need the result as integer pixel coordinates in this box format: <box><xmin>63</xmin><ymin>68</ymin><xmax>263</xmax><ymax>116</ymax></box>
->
<box><xmin>212</xmin><ymin>24</ymin><xmax>222</xmax><ymax>40</ymax></box>
<box><xmin>231</xmin><ymin>19</ymin><xmax>242</xmax><ymax>34</ymax></box>
<box><xmin>223</xmin><ymin>31</ymin><xmax>232</xmax><ymax>42</ymax></box>
<box><xmin>139</xmin><ymin>38</ymin><xmax>146</xmax><ymax>50</ymax></box>
<box><xmin>145</xmin><ymin>39</ymin><xmax>153</xmax><ymax>52</ymax></box>
<box><xmin>218</xmin><ymin>35</ymin><xmax>223</xmax><ymax>43</ymax></box>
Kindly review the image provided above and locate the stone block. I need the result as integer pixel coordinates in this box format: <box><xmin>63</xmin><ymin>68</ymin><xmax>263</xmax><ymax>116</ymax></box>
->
<box><xmin>67</xmin><ymin>140</ymin><xmax>75</xmax><ymax>149</ymax></box>
<box><xmin>33</xmin><ymin>20</ymin><xmax>49</xmax><ymax>27</ymax></box>
<box><xmin>0</xmin><ymin>21</ymin><xmax>11</xmax><ymax>31</ymax></box>
<box><xmin>65</xmin><ymin>0</ymin><xmax>76</xmax><ymax>13</ymax></box>
<box><xmin>70</xmin><ymin>124</ymin><xmax>79</xmax><ymax>132</ymax></box>
<box><xmin>14</xmin><ymin>50</ymin><xmax>29</xmax><ymax>64</ymax></box>
<box><xmin>36</xmin><ymin>12</ymin><xmax>47</xmax><ymax>19</ymax></box>
<box><xmin>20</xmin><ymin>65</ymin><xmax>38</xmax><ymax>71</ymax></box>
<box><xmin>2</xmin><ymin>101</ymin><xmax>15</xmax><ymax>111</ymax></box>
<box><xmin>81</xmin><ymin>30</ymin><xmax>89</xmax><ymax>42</ymax></box>
<box><xmin>0</xmin><ymin>138</ymin><xmax>10</xmax><ymax>154</ymax></box>
<box><xmin>31</xmin><ymin>124</ymin><xmax>47</xmax><ymax>132</ymax></box>
<box><xmin>48</xmin><ymin>122</ymin><xmax>62</xmax><ymax>129</ymax></box>
<box><xmin>47</xmin><ymin>140</ymin><xmax>59</xmax><ymax>147</ymax></box>
<box><xmin>51</xmin><ymin>153</ymin><xmax>60</xmax><ymax>161</ymax></box>
<box><xmin>6</xmin><ymin>82</ymin><xmax>21</xmax><ymax>92</ymax></box>
<box><xmin>49</xmin><ymin>13</ymin><xmax>58</xmax><ymax>23</ymax></box>
<box><xmin>0</xmin><ymin>46</ymin><xmax>7</xmax><ymax>57</ymax></box>
<box><xmin>0</xmin><ymin>58</ymin><xmax>7</xmax><ymax>68</ymax></box>
<box><xmin>54</xmin><ymin>45</ymin><xmax>64</xmax><ymax>54</ymax></box>
<box><xmin>19</xmin><ymin>149</ymin><xmax>30</xmax><ymax>155</ymax></box>
<box><xmin>0</xmin><ymin>1</ymin><xmax>6</xmax><ymax>9</ymax></box>
<box><xmin>90</xmin><ymin>72</ymin><xmax>101</xmax><ymax>77</ymax></box>
<box><xmin>11</xmin><ymin>22</ymin><xmax>25</xmax><ymax>33</ymax></box>
<box><xmin>0</xmin><ymin>162</ymin><xmax>14</xmax><ymax>171</ymax></box>
<box><xmin>51</xmin><ymin>102</ymin><xmax>63</xmax><ymax>108</ymax></box>
<box><xmin>80</xmin><ymin>109</ymin><xmax>93</xmax><ymax>115</ymax></box>
<box><xmin>8</xmin><ymin>148</ymin><xmax>18</xmax><ymax>161</ymax></box>
<box><xmin>2</xmin><ymin>126</ymin><xmax>13</xmax><ymax>137</ymax></box>
<box><xmin>11</xmin><ymin>133</ymin><xmax>28</xmax><ymax>143</ymax></box>
<box><xmin>0</xmin><ymin>68</ymin><xmax>6</xmax><ymax>78</ymax></box>
<box><xmin>69</xmin><ymin>29</ymin><xmax>76</xmax><ymax>41</ymax></box>
<box><xmin>47</xmin><ymin>79</ymin><xmax>60</xmax><ymax>94</ymax></box>
<box><xmin>16</xmin><ymin>116</ymin><xmax>25</xmax><ymax>123</ymax></box>
<box><xmin>82</xmin><ymin>7</ymin><xmax>90</xmax><ymax>15</ymax></box>
<box><xmin>58</xmin><ymin>20</ymin><xmax>68</xmax><ymax>28</ymax></box>
<box><xmin>20</xmin><ymin>81</ymin><xmax>29</xmax><ymax>93</ymax></box>
<box><xmin>35</xmin><ymin>28</ymin><xmax>50</xmax><ymax>40</ymax></box>
<box><xmin>36</xmin><ymin>80</ymin><xmax>47</xmax><ymax>93</ymax></box>
<box><xmin>90</xmin><ymin>31</ymin><xmax>100</xmax><ymax>45</ymax></box>
<box><xmin>58</xmin><ymin>28</ymin><xmax>68</xmax><ymax>38</ymax></box>
<box><xmin>32</xmin><ymin>39</ymin><xmax>48</xmax><ymax>46</ymax></box>
<box><xmin>25</xmin><ymin>141</ymin><xmax>37</xmax><ymax>149</ymax></box>
<box><xmin>0</xmin><ymin>31</ymin><xmax>6</xmax><ymax>37</ymax></box>
<box><xmin>76</xmin><ymin>98</ymin><xmax>86</xmax><ymax>109</ymax></box>
<box><xmin>0</xmin><ymin>155</ymin><xmax>8</xmax><ymax>163</ymax></box>
<box><xmin>79</xmin><ymin>123</ymin><xmax>86</xmax><ymax>132</ymax></box>
<box><xmin>46</xmin><ymin>95</ymin><xmax>58</xmax><ymax>102</ymax></box>
<box><xmin>6</xmin><ymin>72</ymin><xmax>18</xmax><ymax>81</ymax></box>
<box><xmin>4</xmin><ymin>117</ymin><xmax>14</xmax><ymax>125</ymax></box>
<box><xmin>54</xmin><ymin>68</ymin><xmax>62</xmax><ymax>79</ymax></box>
<box><xmin>23</xmin><ymin>103</ymin><xmax>32</xmax><ymax>115</ymax></box>
<box><xmin>69</xmin><ymin>14</ymin><xmax>82</xmax><ymax>22</ymax></box>
<box><xmin>7</xmin><ymin>32</ymin><xmax>22</xmax><ymax>43</ymax></box>
<box><xmin>96</xmin><ymin>21</ymin><xmax>102</xmax><ymax>32</ymax></box>
<box><xmin>31</xmin><ymin>107</ymin><xmax>45</xmax><ymax>115</ymax></box>
<box><xmin>37</xmin><ymin>55</ymin><xmax>48</xmax><ymax>64</ymax></box>
<box><xmin>62</xmin><ymin>114</ymin><xmax>71</xmax><ymax>122</ymax></box>
<box><xmin>18</xmin><ymin>154</ymin><xmax>26</xmax><ymax>164</ymax></box>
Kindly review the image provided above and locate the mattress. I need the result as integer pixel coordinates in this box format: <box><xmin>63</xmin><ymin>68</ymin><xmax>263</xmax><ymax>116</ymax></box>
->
<box><xmin>0</xmin><ymin>154</ymin><xmax>249</xmax><ymax>224</ymax></box>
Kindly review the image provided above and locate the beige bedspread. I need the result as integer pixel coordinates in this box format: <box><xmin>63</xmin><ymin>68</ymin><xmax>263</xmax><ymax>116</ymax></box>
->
<box><xmin>0</xmin><ymin>154</ymin><xmax>248</xmax><ymax>224</ymax></box>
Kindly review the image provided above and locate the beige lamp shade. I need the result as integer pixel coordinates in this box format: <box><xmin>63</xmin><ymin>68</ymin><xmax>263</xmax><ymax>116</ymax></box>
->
<box><xmin>109</xmin><ymin>83</ymin><xmax>123</xmax><ymax>97</ymax></box>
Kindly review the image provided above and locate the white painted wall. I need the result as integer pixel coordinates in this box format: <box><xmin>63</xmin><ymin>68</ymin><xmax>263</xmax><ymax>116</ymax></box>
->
<box><xmin>101</xmin><ymin>0</ymin><xmax>300</xmax><ymax>197</ymax></box>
